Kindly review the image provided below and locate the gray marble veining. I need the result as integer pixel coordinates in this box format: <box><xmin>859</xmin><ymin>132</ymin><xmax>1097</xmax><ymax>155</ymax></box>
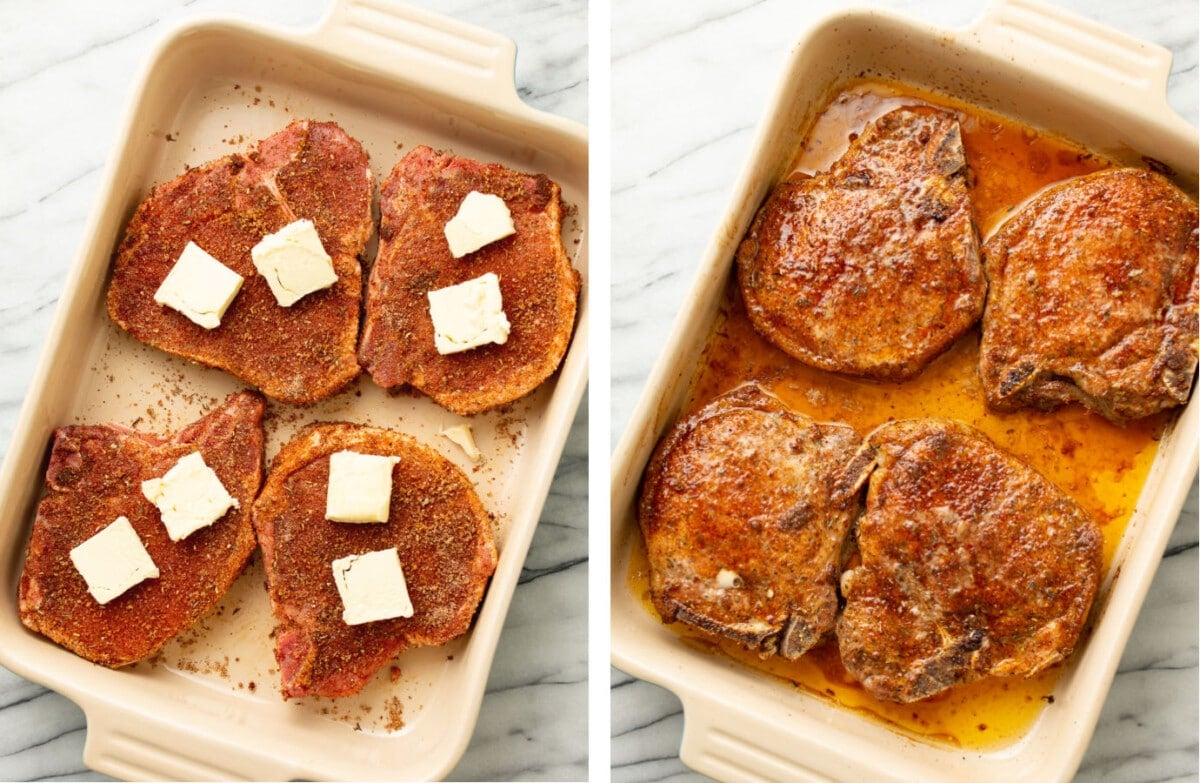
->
<box><xmin>611</xmin><ymin>1</ymin><xmax>1198</xmax><ymax>782</ymax></box>
<box><xmin>0</xmin><ymin>1</ymin><xmax>586</xmax><ymax>781</ymax></box>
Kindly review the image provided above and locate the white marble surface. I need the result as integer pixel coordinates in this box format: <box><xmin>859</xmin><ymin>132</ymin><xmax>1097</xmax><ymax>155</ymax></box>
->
<box><xmin>611</xmin><ymin>1</ymin><xmax>1198</xmax><ymax>782</ymax></box>
<box><xmin>0</xmin><ymin>0</ymin><xmax>585</xmax><ymax>781</ymax></box>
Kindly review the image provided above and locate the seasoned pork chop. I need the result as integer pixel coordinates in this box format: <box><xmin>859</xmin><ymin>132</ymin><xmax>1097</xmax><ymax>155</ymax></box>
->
<box><xmin>837</xmin><ymin>419</ymin><xmax>1102</xmax><ymax>703</ymax></box>
<box><xmin>979</xmin><ymin>167</ymin><xmax>1198</xmax><ymax>422</ymax></box>
<box><xmin>638</xmin><ymin>384</ymin><xmax>862</xmax><ymax>659</ymax></box>
<box><xmin>358</xmin><ymin>146</ymin><xmax>580</xmax><ymax>415</ymax></box>
<box><xmin>253</xmin><ymin>423</ymin><xmax>497</xmax><ymax>699</ymax></box>
<box><xmin>18</xmin><ymin>392</ymin><xmax>265</xmax><ymax>667</ymax></box>
<box><xmin>108</xmin><ymin>120</ymin><xmax>373</xmax><ymax>404</ymax></box>
<box><xmin>737</xmin><ymin>107</ymin><xmax>984</xmax><ymax>380</ymax></box>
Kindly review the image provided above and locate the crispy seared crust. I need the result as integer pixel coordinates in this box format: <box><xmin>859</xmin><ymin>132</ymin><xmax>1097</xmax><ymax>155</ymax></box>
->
<box><xmin>252</xmin><ymin>423</ymin><xmax>498</xmax><ymax>699</ymax></box>
<box><xmin>638</xmin><ymin>384</ymin><xmax>863</xmax><ymax>659</ymax></box>
<box><xmin>358</xmin><ymin>146</ymin><xmax>580</xmax><ymax>415</ymax></box>
<box><xmin>737</xmin><ymin>107</ymin><xmax>984</xmax><ymax>380</ymax></box>
<box><xmin>979</xmin><ymin>167</ymin><xmax>1199</xmax><ymax>422</ymax></box>
<box><xmin>107</xmin><ymin>121</ymin><xmax>373</xmax><ymax>404</ymax></box>
<box><xmin>836</xmin><ymin>419</ymin><xmax>1102</xmax><ymax>703</ymax></box>
<box><xmin>18</xmin><ymin>392</ymin><xmax>265</xmax><ymax>667</ymax></box>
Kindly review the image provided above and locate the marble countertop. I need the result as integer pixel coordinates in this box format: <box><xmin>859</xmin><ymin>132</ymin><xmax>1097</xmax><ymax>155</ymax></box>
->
<box><xmin>611</xmin><ymin>1</ymin><xmax>1198</xmax><ymax>782</ymax></box>
<box><xmin>0</xmin><ymin>1</ymin><xmax>585</xmax><ymax>781</ymax></box>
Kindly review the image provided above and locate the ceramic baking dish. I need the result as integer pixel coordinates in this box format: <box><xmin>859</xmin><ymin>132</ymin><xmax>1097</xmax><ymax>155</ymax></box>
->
<box><xmin>0</xmin><ymin>1</ymin><xmax>587</xmax><ymax>780</ymax></box>
<box><xmin>609</xmin><ymin>1</ymin><xmax>1197</xmax><ymax>782</ymax></box>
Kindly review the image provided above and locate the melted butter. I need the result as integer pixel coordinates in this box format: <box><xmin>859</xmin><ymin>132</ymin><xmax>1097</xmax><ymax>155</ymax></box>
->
<box><xmin>633</xmin><ymin>80</ymin><xmax>1172</xmax><ymax>751</ymax></box>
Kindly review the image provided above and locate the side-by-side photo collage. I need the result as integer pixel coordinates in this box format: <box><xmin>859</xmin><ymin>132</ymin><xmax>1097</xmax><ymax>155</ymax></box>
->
<box><xmin>0</xmin><ymin>1</ymin><xmax>1195</xmax><ymax>782</ymax></box>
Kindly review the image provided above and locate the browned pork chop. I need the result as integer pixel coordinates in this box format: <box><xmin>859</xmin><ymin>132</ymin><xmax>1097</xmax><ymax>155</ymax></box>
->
<box><xmin>737</xmin><ymin>106</ymin><xmax>984</xmax><ymax>380</ymax></box>
<box><xmin>18</xmin><ymin>391</ymin><xmax>265</xmax><ymax>667</ymax></box>
<box><xmin>358</xmin><ymin>146</ymin><xmax>580</xmax><ymax>415</ymax></box>
<box><xmin>979</xmin><ymin>167</ymin><xmax>1199</xmax><ymax>422</ymax></box>
<box><xmin>252</xmin><ymin>423</ymin><xmax>498</xmax><ymax>699</ymax></box>
<box><xmin>107</xmin><ymin>120</ymin><xmax>373</xmax><ymax>404</ymax></box>
<box><xmin>638</xmin><ymin>384</ymin><xmax>863</xmax><ymax>659</ymax></box>
<box><xmin>837</xmin><ymin>419</ymin><xmax>1102</xmax><ymax>703</ymax></box>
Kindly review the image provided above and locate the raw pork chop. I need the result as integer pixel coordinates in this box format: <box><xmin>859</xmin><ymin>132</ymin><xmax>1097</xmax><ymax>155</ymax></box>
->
<box><xmin>252</xmin><ymin>423</ymin><xmax>497</xmax><ymax>698</ymax></box>
<box><xmin>837</xmin><ymin>419</ymin><xmax>1102</xmax><ymax>703</ymax></box>
<box><xmin>18</xmin><ymin>391</ymin><xmax>265</xmax><ymax>667</ymax></box>
<box><xmin>107</xmin><ymin>121</ymin><xmax>373</xmax><ymax>404</ymax></box>
<box><xmin>737</xmin><ymin>106</ymin><xmax>984</xmax><ymax>380</ymax></box>
<box><xmin>358</xmin><ymin>146</ymin><xmax>580</xmax><ymax>415</ymax></box>
<box><xmin>638</xmin><ymin>384</ymin><xmax>863</xmax><ymax>659</ymax></box>
<box><xmin>979</xmin><ymin>167</ymin><xmax>1198</xmax><ymax>422</ymax></box>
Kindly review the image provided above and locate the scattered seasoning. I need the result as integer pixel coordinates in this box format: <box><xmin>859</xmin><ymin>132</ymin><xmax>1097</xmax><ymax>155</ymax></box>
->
<box><xmin>383</xmin><ymin>696</ymin><xmax>405</xmax><ymax>731</ymax></box>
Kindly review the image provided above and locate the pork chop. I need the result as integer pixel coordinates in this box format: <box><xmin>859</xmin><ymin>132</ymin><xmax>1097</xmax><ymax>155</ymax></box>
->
<box><xmin>737</xmin><ymin>106</ymin><xmax>984</xmax><ymax>380</ymax></box>
<box><xmin>638</xmin><ymin>384</ymin><xmax>863</xmax><ymax>659</ymax></box>
<box><xmin>18</xmin><ymin>391</ymin><xmax>265</xmax><ymax>667</ymax></box>
<box><xmin>107</xmin><ymin>120</ymin><xmax>373</xmax><ymax>404</ymax></box>
<box><xmin>358</xmin><ymin>145</ymin><xmax>580</xmax><ymax>415</ymax></box>
<box><xmin>252</xmin><ymin>423</ymin><xmax>498</xmax><ymax>699</ymax></box>
<box><xmin>837</xmin><ymin>418</ymin><xmax>1102</xmax><ymax>703</ymax></box>
<box><xmin>979</xmin><ymin>167</ymin><xmax>1198</xmax><ymax>422</ymax></box>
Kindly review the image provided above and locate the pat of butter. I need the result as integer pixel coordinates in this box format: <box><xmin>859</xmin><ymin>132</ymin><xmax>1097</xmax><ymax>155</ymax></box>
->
<box><xmin>427</xmin><ymin>272</ymin><xmax>511</xmax><ymax>355</ymax></box>
<box><xmin>440</xmin><ymin>424</ymin><xmax>482</xmax><ymax>462</ymax></box>
<box><xmin>154</xmin><ymin>241</ymin><xmax>244</xmax><ymax>329</ymax></box>
<box><xmin>326</xmin><ymin>450</ymin><xmax>401</xmax><ymax>523</ymax></box>
<box><xmin>332</xmin><ymin>547</ymin><xmax>414</xmax><ymax>625</ymax></box>
<box><xmin>250</xmin><ymin>219</ymin><xmax>338</xmax><ymax>306</ymax></box>
<box><xmin>141</xmin><ymin>451</ymin><xmax>239</xmax><ymax>541</ymax></box>
<box><xmin>69</xmin><ymin>516</ymin><xmax>160</xmax><ymax>605</ymax></box>
<box><xmin>444</xmin><ymin>191</ymin><xmax>516</xmax><ymax>258</ymax></box>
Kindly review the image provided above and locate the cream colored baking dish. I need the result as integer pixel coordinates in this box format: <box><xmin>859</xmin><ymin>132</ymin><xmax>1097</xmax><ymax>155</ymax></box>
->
<box><xmin>609</xmin><ymin>1</ymin><xmax>1197</xmax><ymax>782</ymax></box>
<box><xmin>0</xmin><ymin>1</ymin><xmax>587</xmax><ymax>780</ymax></box>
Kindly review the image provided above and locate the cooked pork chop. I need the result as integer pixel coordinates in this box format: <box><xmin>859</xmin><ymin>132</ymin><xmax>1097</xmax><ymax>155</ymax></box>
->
<box><xmin>979</xmin><ymin>167</ymin><xmax>1198</xmax><ymax>422</ymax></box>
<box><xmin>107</xmin><ymin>120</ymin><xmax>373</xmax><ymax>404</ymax></box>
<box><xmin>737</xmin><ymin>107</ymin><xmax>984</xmax><ymax>380</ymax></box>
<box><xmin>638</xmin><ymin>384</ymin><xmax>863</xmax><ymax>659</ymax></box>
<box><xmin>18</xmin><ymin>391</ymin><xmax>265</xmax><ymax>667</ymax></box>
<box><xmin>837</xmin><ymin>419</ymin><xmax>1102</xmax><ymax>703</ymax></box>
<box><xmin>358</xmin><ymin>145</ymin><xmax>580</xmax><ymax>415</ymax></box>
<box><xmin>252</xmin><ymin>423</ymin><xmax>498</xmax><ymax>699</ymax></box>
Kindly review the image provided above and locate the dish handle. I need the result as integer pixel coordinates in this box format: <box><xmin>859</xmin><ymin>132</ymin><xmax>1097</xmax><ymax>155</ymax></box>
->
<box><xmin>303</xmin><ymin>0</ymin><xmax>523</xmax><ymax>113</ymax></box>
<box><xmin>80</xmin><ymin>697</ymin><xmax>281</xmax><ymax>781</ymax></box>
<box><xmin>970</xmin><ymin>0</ymin><xmax>1178</xmax><ymax>120</ymax></box>
<box><xmin>677</xmin><ymin>693</ymin><xmax>836</xmax><ymax>783</ymax></box>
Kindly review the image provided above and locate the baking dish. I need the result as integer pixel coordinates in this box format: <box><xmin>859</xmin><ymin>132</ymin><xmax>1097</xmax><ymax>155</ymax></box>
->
<box><xmin>0</xmin><ymin>1</ymin><xmax>587</xmax><ymax>780</ymax></box>
<box><xmin>609</xmin><ymin>1</ymin><xmax>1197</xmax><ymax>782</ymax></box>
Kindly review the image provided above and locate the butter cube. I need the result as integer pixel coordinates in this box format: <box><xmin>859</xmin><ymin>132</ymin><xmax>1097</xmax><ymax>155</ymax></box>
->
<box><xmin>325</xmin><ymin>450</ymin><xmax>401</xmax><ymax>523</ymax></box>
<box><xmin>440</xmin><ymin>423</ymin><xmax>482</xmax><ymax>462</ymax></box>
<box><xmin>332</xmin><ymin>547</ymin><xmax>414</xmax><ymax>625</ymax></box>
<box><xmin>154</xmin><ymin>241</ymin><xmax>244</xmax><ymax>329</ymax></box>
<box><xmin>427</xmin><ymin>272</ymin><xmax>511</xmax><ymax>355</ymax></box>
<box><xmin>251</xmin><ymin>219</ymin><xmax>338</xmax><ymax>307</ymax></box>
<box><xmin>141</xmin><ymin>451</ymin><xmax>239</xmax><ymax>541</ymax></box>
<box><xmin>70</xmin><ymin>516</ymin><xmax>160</xmax><ymax>605</ymax></box>
<box><xmin>444</xmin><ymin>191</ymin><xmax>516</xmax><ymax>258</ymax></box>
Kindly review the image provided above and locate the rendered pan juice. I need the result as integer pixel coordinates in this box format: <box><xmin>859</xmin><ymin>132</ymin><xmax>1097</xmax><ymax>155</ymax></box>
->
<box><xmin>629</xmin><ymin>81</ymin><xmax>1176</xmax><ymax>751</ymax></box>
